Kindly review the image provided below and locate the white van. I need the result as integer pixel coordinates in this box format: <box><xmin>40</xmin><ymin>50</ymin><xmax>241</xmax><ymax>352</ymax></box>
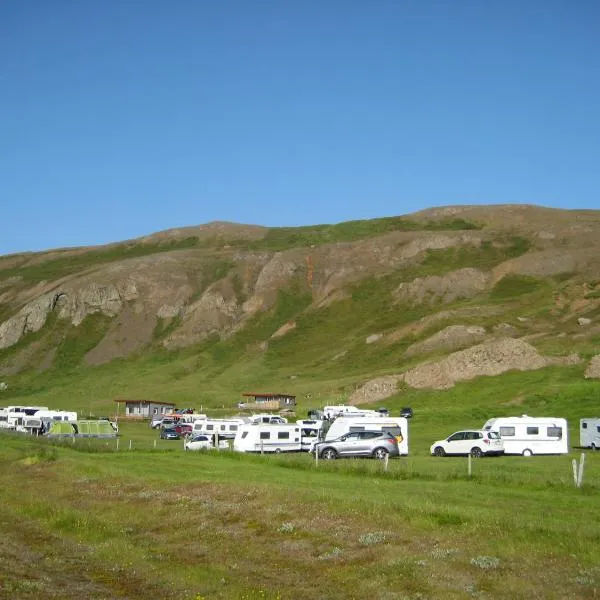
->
<box><xmin>247</xmin><ymin>414</ymin><xmax>288</xmax><ymax>425</ymax></box>
<box><xmin>482</xmin><ymin>415</ymin><xmax>568</xmax><ymax>456</ymax></box>
<box><xmin>296</xmin><ymin>419</ymin><xmax>323</xmax><ymax>451</ymax></box>
<box><xmin>323</xmin><ymin>416</ymin><xmax>409</xmax><ymax>456</ymax></box>
<box><xmin>580</xmin><ymin>418</ymin><xmax>600</xmax><ymax>450</ymax></box>
<box><xmin>192</xmin><ymin>418</ymin><xmax>248</xmax><ymax>439</ymax></box>
<box><xmin>234</xmin><ymin>424</ymin><xmax>302</xmax><ymax>453</ymax></box>
<box><xmin>322</xmin><ymin>405</ymin><xmax>381</xmax><ymax>420</ymax></box>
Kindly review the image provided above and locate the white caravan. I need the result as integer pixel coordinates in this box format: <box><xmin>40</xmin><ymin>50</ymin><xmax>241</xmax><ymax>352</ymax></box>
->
<box><xmin>247</xmin><ymin>414</ymin><xmax>288</xmax><ymax>425</ymax></box>
<box><xmin>323</xmin><ymin>416</ymin><xmax>409</xmax><ymax>456</ymax></box>
<box><xmin>0</xmin><ymin>409</ymin><xmax>10</xmax><ymax>430</ymax></box>
<box><xmin>233</xmin><ymin>424</ymin><xmax>302</xmax><ymax>453</ymax></box>
<box><xmin>580</xmin><ymin>418</ymin><xmax>600</xmax><ymax>450</ymax></box>
<box><xmin>482</xmin><ymin>415</ymin><xmax>569</xmax><ymax>456</ymax></box>
<box><xmin>192</xmin><ymin>417</ymin><xmax>248</xmax><ymax>439</ymax></box>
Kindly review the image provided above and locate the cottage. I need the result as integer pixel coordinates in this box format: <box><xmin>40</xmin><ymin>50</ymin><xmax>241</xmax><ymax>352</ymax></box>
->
<box><xmin>238</xmin><ymin>392</ymin><xmax>296</xmax><ymax>411</ymax></box>
<box><xmin>114</xmin><ymin>399</ymin><xmax>176</xmax><ymax>420</ymax></box>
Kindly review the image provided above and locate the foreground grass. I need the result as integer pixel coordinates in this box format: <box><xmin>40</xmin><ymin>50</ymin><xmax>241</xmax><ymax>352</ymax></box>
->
<box><xmin>0</xmin><ymin>431</ymin><xmax>599</xmax><ymax>599</ymax></box>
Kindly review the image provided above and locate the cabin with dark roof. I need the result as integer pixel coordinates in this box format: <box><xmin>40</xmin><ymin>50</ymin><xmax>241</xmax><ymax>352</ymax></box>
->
<box><xmin>238</xmin><ymin>393</ymin><xmax>296</xmax><ymax>411</ymax></box>
<box><xmin>114</xmin><ymin>399</ymin><xmax>176</xmax><ymax>420</ymax></box>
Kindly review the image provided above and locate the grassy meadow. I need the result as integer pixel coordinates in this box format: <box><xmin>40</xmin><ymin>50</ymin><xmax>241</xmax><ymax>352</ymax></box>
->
<box><xmin>1</xmin><ymin>420</ymin><xmax>599</xmax><ymax>600</ymax></box>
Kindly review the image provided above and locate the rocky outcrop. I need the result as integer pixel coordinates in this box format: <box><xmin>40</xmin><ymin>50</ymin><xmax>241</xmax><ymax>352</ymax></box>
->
<box><xmin>271</xmin><ymin>321</ymin><xmax>296</xmax><ymax>339</ymax></box>
<box><xmin>585</xmin><ymin>355</ymin><xmax>600</xmax><ymax>379</ymax></box>
<box><xmin>348</xmin><ymin>375</ymin><xmax>404</xmax><ymax>405</ymax></box>
<box><xmin>0</xmin><ymin>293</ymin><xmax>56</xmax><ymax>349</ymax></box>
<box><xmin>403</xmin><ymin>338</ymin><xmax>549</xmax><ymax>390</ymax></box>
<box><xmin>394</xmin><ymin>268</ymin><xmax>491</xmax><ymax>306</ymax></box>
<box><xmin>404</xmin><ymin>325</ymin><xmax>487</xmax><ymax>357</ymax></box>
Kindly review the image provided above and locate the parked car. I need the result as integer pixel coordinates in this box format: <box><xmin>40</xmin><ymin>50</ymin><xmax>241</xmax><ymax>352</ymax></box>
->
<box><xmin>430</xmin><ymin>430</ymin><xmax>504</xmax><ymax>457</ymax></box>
<box><xmin>150</xmin><ymin>416</ymin><xmax>164</xmax><ymax>429</ymax></box>
<box><xmin>400</xmin><ymin>407</ymin><xmax>414</xmax><ymax>419</ymax></box>
<box><xmin>175</xmin><ymin>423</ymin><xmax>193</xmax><ymax>437</ymax></box>
<box><xmin>185</xmin><ymin>434</ymin><xmax>230</xmax><ymax>451</ymax></box>
<box><xmin>160</xmin><ymin>428</ymin><xmax>180</xmax><ymax>440</ymax></box>
<box><xmin>311</xmin><ymin>431</ymin><xmax>399</xmax><ymax>460</ymax></box>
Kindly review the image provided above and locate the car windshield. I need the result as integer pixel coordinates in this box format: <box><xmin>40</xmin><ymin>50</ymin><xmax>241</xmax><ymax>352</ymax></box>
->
<box><xmin>487</xmin><ymin>431</ymin><xmax>500</xmax><ymax>439</ymax></box>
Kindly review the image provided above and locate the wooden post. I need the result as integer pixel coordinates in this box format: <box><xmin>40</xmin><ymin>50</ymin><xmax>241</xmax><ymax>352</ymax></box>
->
<box><xmin>468</xmin><ymin>454</ymin><xmax>472</xmax><ymax>478</ymax></box>
<box><xmin>577</xmin><ymin>453</ymin><xmax>586</xmax><ymax>488</ymax></box>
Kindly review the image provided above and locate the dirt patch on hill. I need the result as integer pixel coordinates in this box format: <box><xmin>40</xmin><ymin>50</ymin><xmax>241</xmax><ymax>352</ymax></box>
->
<box><xmin>585</xmin><ymin>355</ymin><xmax>600</xmax><ymax>379</ymax></box>
<box><xmin>404</xmin><ymin>325</ymin><xmax>487</xmax><ymax>358</ymax></box>
<box><xmin>404</xmin><ymin>338</ymin><xmax>550</xmax><ymax>390</ymax></box>
<box><xmin>348</xmin><ymin>375</ymin><xmax>404</xmax><ymax>405</ymax></box>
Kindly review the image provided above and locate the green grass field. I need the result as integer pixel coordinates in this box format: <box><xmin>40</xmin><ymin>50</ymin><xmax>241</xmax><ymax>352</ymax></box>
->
<box><xmin>1</xmin><ymin>408</ymin><xmax>599</xmax><ymax>599</ymax></box>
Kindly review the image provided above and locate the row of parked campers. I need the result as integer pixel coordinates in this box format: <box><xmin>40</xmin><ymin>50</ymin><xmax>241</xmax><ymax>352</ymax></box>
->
<box><xmin>184</xmin><ymin>410</ymin><xmax>595</xmax><ymax>459</ymax></box>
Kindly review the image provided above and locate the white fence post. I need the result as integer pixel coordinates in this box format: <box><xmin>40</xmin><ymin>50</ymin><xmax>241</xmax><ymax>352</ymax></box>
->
<box><xmin>572</xmin><ymin>458</ymin><xmax>578</xmax><ymax>486</ymax></box>
<box><xmin>577</xmin><ymin>453</ymin><xmax>586</xmax><ymax>488</ymax></box>
<box><xmin>468</xmin><ymin>454</ymin><xmax>472</xmax><ymax>478</ymax></box>
<box><xmin>384</xmin><ymin>454</ymin><xmax>389</xmax><ymax>472</ymax></box>
<box><xmin>129</xmin><ymin>439</ymin><xmax>132</xmax><ymax>451</ymax></box>
<box><xmin>116</xmin><ymin>438</ymin><xmax>120</xmax><ymax>451</ymax></box>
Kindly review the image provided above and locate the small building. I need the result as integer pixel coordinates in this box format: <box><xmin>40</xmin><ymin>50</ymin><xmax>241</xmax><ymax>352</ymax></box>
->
<box><xmin>114</xmin><ymin>399</ymin><xmax>176</xmax><ymax>420</ymax></box>
<box><xmin>239</xmin><ymin>393</ymin><xmax>296</xmax><ymax>411</ymax></box>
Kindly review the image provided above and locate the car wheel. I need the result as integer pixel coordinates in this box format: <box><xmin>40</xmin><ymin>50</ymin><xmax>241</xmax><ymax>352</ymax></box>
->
<box><xmin>373</xmin><ymin>447</ymin><xmax>389</xmax><ymax>460</ymax></box>
<box><xmin>321</xmin><ymin>448</ymin><xmax>337</xmax><ymax>460</ymax></box>
<box><xmin>433</xmin><ymin>446</ymin><xmax>446</xmax><ymax>457</ymax></box>
<box><xmin>275</xmin><ymin>448</ymin><xmax>281</xmax><ymax>454</ymax></box>
<box><xmin>470</xmin><ymin>447</ymin><xmax>483</xmax><ymax>458</ymax></box>
<box><xmin>522</xmin><ymin>449</ymin><xmax>533</xmax><ymax>457</ymax></box>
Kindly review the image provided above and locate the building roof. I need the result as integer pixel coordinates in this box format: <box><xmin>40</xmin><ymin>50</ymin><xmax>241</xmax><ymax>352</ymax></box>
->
<box><xmin>114</xmin><ymin>399</ymin><xmax>176</xmax><ymax>405</ymax></box>
<box><xmin>241</xmin><ymin>393</ymin><xmax>296</xmax><ymax>398</ymax></box>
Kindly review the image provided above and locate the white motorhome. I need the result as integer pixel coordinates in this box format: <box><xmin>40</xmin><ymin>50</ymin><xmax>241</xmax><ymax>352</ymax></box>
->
<box><xmin>233</xmin><ymin>424</ymin><xmax>302</xmax><ymax>453</ymax></box>
<box><xmin>21</xmin><ymin>411</ymin><xmax>78</xmax><ymax>435</ymax></box>
<box><xmin>580</xmin><ymin>418</ymin><xmax>600</xmax><ymax>450</ymax></box>
<box><xmin>322</xmin><ymin>405</ymin><xmax>379</xmax><ymax>419</ymax></box>
<box><xmin>323</xmin><ymin>416</ymin><xmax>409</xmax><ymax>456</ymax></box>
<box><xmin>247</xmin><ymin>414</ymin><xmax>288</xmax><ymax>425</ymax></box>
<box><xmin>192</xmin><ymin>417</ymin><xmax>248</xmax><ymax>439</ymax></box>
<box><xmin>296</xmin><ymin>419</ymin><xmax>323</xmax><ymax>451</ymax></box>
<box><xmin>5</xmin><ymin>406</ymin><xmax>49</xmax><ymax>430</ymax></box>
<box><xmin>0</xmin><ymin>409</ymin><xmax>10</xmax><ymax>429</ymax></box>
<box><xmin>483</xmin><ymin>415</ymin><xmax>569</xmax><ymax>456</ymax></box>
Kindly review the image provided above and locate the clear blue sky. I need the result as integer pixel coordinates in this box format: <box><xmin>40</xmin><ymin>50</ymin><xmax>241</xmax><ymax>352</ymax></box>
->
<box><xmin>1</xmin><ymin>1</ymin><xmax>599</xmax><ymax>255</ymax></box>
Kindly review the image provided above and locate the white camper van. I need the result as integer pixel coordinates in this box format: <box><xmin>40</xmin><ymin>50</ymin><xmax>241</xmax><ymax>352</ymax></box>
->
<box><xmin>296</xmin><ymin>419</ymin><xmax>323</xmax><ymax>451</ymax></box>
<box><xmin>234</xmin><ymin>424</ymin><xmax>302</xmax><ymax>453</ymax></box>
<box><xmin>580</xmin><ymin>418</ymin><xmax>600</xmax><ymax>450</ymax></box>
<box><xmin>247</xmin><ymin>414</ymin><xmax>288</xmax><ymax>425</ymax></box>
<box><xmin>483</xmin><ymin>415</ymin><xmax>568</xmax><ymax>456</ymax></box>
<box><xmin>322</xmin><ymin>405</ymin><xmax>381</xmax><ymax>420</ymax></box>
<box><xmin>192</xmin><ymin>417</ymin><xmax>248</xmax><ymax>439</ymax></box>
<box><xmin>323</xmin><ymin>416</ymin><xmax>409</xmax><ymax>456</ymax></box>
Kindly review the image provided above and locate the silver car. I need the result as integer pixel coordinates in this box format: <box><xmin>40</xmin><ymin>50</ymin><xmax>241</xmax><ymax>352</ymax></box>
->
<box><xmin>312</xmin><ymin>431</ymin><xmax>400</xmax><ymax>460</ymax></box>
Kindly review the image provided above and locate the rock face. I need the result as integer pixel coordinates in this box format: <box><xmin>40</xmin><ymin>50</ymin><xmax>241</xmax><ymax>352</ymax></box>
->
<box><xmin>348</xmin><ymin>375</ymin><xmax>404</xmax><ymax>405</ymax></box>
<box><xmin>404</xmin><ymin>325</ymin><xmax>487</xmax><ymax>357</ymax></box>
<box><xmin>585</xmin><ymin>355</ymin><xmax>600</xmax><ymax>379</ymax></box>
<box><xmin>394</xmin><ymin>268</ymin><xmax>491</xmax><ymax>306</ymax></box>
<box><xmin>403</xmin><ymin>338</ymin><xmax>549</xmax><ymax>390</ymax></box>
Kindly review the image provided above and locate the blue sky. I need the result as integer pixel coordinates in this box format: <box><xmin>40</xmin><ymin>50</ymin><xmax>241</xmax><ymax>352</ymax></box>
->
<box><xmin>1</xmin><ymin>1</ymin><xmax>599</xmax><ymax>255</ymax></box>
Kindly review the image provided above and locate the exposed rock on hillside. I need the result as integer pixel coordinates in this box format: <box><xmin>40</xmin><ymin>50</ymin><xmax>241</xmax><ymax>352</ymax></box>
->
<box><xmin>403</xmin><ymin>338</ymin><xmax>549</xmax><ymax>390</ymax></box>
<box><xmin>404</xmin><ymin>325</ymin><xmax>487</xmax><ymax>357</ymax></box>
<box><xmin>348</xmin><ymin>375</ymin><xmax>404</xmax><ymax>405</ymax></box>
<box><xmin>394</xmin><ymin>268</ymin><xmax>491</xmax><ymax>306</ymax></box>
<box><xmin>585</xmin><ymin>355</ymin><xmax>600</xmax><ymax>379</ymax></box>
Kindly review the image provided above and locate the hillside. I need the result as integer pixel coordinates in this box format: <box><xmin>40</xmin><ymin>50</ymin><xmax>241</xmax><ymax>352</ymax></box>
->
<box><xmin>1</xmin><ymin>204</ymin><xmax>600</xmax><ymax>418</ymax></box>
